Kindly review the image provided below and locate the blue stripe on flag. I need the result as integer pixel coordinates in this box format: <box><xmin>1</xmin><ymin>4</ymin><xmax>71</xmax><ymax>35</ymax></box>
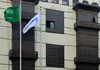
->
<box><xmin>24</xmin><ymin>18</ymin><xmax>38</xmax><ymax>30</ymax></box>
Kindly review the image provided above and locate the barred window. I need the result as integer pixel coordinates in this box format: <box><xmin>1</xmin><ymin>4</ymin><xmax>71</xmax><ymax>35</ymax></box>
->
<box><xmin>46</xmin><ymin>44</ymin><xmax>64</xmax><ymax>68</ymax></box>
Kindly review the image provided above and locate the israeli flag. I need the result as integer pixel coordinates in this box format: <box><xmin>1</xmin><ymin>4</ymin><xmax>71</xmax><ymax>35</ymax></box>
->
<box><xmin>23</xmin><ymin>13</ymin><xmax>40</xmax><ymax>34</ymax></box>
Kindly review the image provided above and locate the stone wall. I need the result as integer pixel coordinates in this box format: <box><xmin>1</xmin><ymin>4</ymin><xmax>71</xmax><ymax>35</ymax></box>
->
<box><xmin>0</xmin><ymin>0</ymin><xmax>12</xmax><ymax>70</ymax></box>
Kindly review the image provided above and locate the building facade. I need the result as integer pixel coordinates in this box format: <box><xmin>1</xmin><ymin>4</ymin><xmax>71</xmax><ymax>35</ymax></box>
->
<box><xmin>0</xmin><ymin>0</ymin><xmax>100</xmax><ymax>70</ymax></box>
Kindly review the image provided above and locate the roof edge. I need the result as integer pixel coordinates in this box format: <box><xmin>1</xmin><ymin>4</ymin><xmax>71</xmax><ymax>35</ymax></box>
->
<box><xmin>73</xmin><ymin>2</ymin><xmax>100</xmax><ymax>12</ymax></box>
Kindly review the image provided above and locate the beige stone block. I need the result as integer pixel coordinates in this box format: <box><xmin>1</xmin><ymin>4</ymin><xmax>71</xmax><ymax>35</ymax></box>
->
<box><xmin>98</xmin><ymin>39</ymin><xmax>100</xmax><ymax>58</ymax></box>
<box><xmin>59</xmin><ymin>0</ymin><xmax>62</xmax><ymax>5</ymax></box>
<box><xmin>79</xmin><ymin>0</ymin><xmax>83</xmax><ymax>2</ymax></box>
<box><xmin>35</xmin><ymin>58</ymin><xmax>46</xmax><ymax>67</ymax></box>
<box><xmin>88</xmin><ymin>0</ymin><xmax>94</xmax><ymax>4</ymax></box>
<box><xmin>0</xmin><ymin>39</ymin><xmax>11</xmax><ymax>55</ymax></box>
<box><xmin>65</xmin><ymin>60</ymin><xmax>76</xmax><ymax>69</ymax></box>
<box><xmin>0</xmin><ymin>55</ymin><xmax>9</xmax><ymax>64</ymax></box>
<box><xmin>42</xmin><ymin>67</ymin><xmax>66</xmax><ymax>70</ymax></box>
<box><xmin>41</xmin><ymin>25</ymin><xmax>46</xmax><ymax>31</ymax></box>
<box><xmin>99</xmin><ymin>65</ymin><xmax>100</xmax><ymax>70</ymax></box>
<box><xmin>35</xmin><ymin>25</ymin><xmax>45</xmax><ymax>31</ymax></box>
<box><xmin>35</xmin><ymin>28</ymin><xmax>39</xmax><ymax>31</ymax></box>
<box><xmin>98</xmin><ymin>49</ymin><xmax>100</xmax><ymax>58</ymax></box>
<box><xmin>99</xmin><ymin>31</ymin><xmax>100</xmax><ymax>39</ymax></box>
<box><xmin>0</xmin><ymin>2</ymin><xmax>7</xmax><ymax>8</ymax></box>
<box><xmin>0</xmin><ymin>64</ymin><xmax>8</xmax><ymax>70</ymax></box>
<box><xmin>41</xmin><ymin>8</ymin><xmax>46</xmax><ymax>15</ymax></box>
<box><xmin>41</xmin><ymin>14</ymin><xmax>46</xmax><ymax>25</ymax></box>
<box><xmin>92</xmin><ymin>0</ymin><xmax>99</xmax><ymax>3</ymax></box>
<box><xmin>35</xmin><ymin>65</ymin><xmax>75</xmax><ymax>70</ymax></box>
<box><xmin>38</xmin><ymin>2</ymin><xmax>73</xmax><ymax>12</ymax></box>
<box><xmin>41</xmin><ymin>32</ymin><xmax>76</xmax><ymax>46</ymax></box>
<box><xmin>35</xmin><ymin>67</ymin><xmax>40</xmax><ymax>70</ymax></box>
<box><xmin>48</xmin><ymin>0</ymin><xmax>51</xmax><ymax>3</ymax></box>
<box><xmin>0</xmin><ymin>2</ymin><xmax>11</xmax><ymax>9</ymax></box>
<box><xmin>9</xmin><ymin>65</ymin><xmax>12</xmax><ymax>70</ymax></box>
<box><xmin>35</xmin><ymin>5</ymin><xmax>40</xmax><ymax>13</ymax></box>
<box><xmin>64</xmin><ymin>18</ymin><xmax>76</xmax><ymax>28</ymax></box>
<box><xmin>35</xmin><ymin>31</ymin><xmax>41</xmax><ymax>42</ymax></box>
<box><xmin>65</xmin><ymin>46</ymin><xmax>76</xmax><ymax>60</ymax></box>
<box><xmin>64</xmin><ymin>12</ymin><xmax>76</xmax><ymax>19</ymax></box>
<box><xmin>0</xmin><ymin>27</ymin><xmax>12</xmax><ymax>39</ymax></box>
<box><xmin>9</xmin><ymin>60</ymin><xmax>12</xmax><ymax>65</ymax></box>
<box><xmin>99</xmin><ymin>39</ymin><xmax>100</xmax><ymax>48</ymax></box>
<box><xmin>0</xmin><ymin>0</ymin><xmax>11</xmax><ymax>2</ymax></box>
<box><xmin>41</xmin><ymin>44</ymin><xmax>46</xmax><ymax>58</ymax></box>
<box><xmin>98</xmin><ymin>13</ymin><xmax>100</xmax><ymax>18</ymax></box>
<box><xmin>9</xmin><ymin>40</ymin><xmax>12</xmax><ymax>50</ymax></box>
<box><xmin>35</xmin><ymin>6</ymin><xmax>46</xmax><ymax>15</ymax></box>
<box><xmin>64</xmin><ymin>28</ymin><xmax>76</xmax><ymax>35</ymax></box>
<box><xmin>35</xmin><ymin>43</ymin><xmax>40</xmax><ymax>56</ymax></box>
<box><xmin>0</xmin><ymin>19</ymin><xmax>12</xmax><ymax>27</ymax></box>
<box><xmin>0</xmin><ymin>9</ymin><xmax>4</xmax><ymax>19</ymax></box>
<box><xmin>99</xmin><ymin>3</ymin><xmax>100</xmax><ymax>6</ymax></box>
<box><xmin>35</xmin><ymin>43</ymin><xmax>46</xmax><ymax>58</ymax></box>
<box><xmin>98</xmin><ymin>18</ymin><xmax>100</xmax><ymax>23</ymax></box>
<box><xmin>69</xmin><ymin>0</ymin><xmax>73</xmax><ymax>6</ymax></box>
<box><xmin>98</xmin><ymin>38</ymin><xmax>100</xmax><ymax>50</ymax></box>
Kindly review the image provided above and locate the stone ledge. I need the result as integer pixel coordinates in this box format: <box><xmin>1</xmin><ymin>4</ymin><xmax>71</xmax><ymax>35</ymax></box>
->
<box><xmin>73</xmin><ymin>2</ymin><xmax>100</xmax><ymax>12</ymax></box>
<box><xmin>9</xmin><ymin>50</ymin><xmax>38</xmax><ymax>61</ymax></box>
<box><xmin>74</xmin><ymin>20</ymin><xmax>100</xmax><ymax>30</ymax></box>
<box><xmin>74</xmin><ymin>57</ymin><xmax>100</xmax><ymax>64</ymax></box>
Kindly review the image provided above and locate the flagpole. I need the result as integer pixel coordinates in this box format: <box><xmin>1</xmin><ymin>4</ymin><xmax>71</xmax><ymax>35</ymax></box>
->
<box><xmin>40</xmin><ymin>7</ymin><xmax>42</xmax><ymax>70</ymax></box>
<box><xmin>19</xmin><ymin>0</ymin><xmax>22</xmax><ymax>70</ymax></box>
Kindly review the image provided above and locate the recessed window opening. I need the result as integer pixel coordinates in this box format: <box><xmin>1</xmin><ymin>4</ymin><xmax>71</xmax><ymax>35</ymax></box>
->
<box><xmin>62</xmin><ymin>0</ymin><xmax>69</xmax><ymax>5</ymax></box>
<box><xmin>46</xmin><ymin>20</ymin><xmax>55</xmax><ymax>28</ymax></box>
<box><xmin>52</xmin><ymin>0</ymin><xmax>58</xmax><ymax>3</ymax></box>
<box><xmin>93</xmin><ymin>17</ymin><xmax>98</xmax><ymax>23</ymax></box>
<box><xmin>92</xmin><ymin>17</ymin><xmax>98</xmax><ymax>23</ymax></box>
<box><xmin>92</xmin><ymin>17</ymin><xmax>95</xmax><ymax>22</ymax></box>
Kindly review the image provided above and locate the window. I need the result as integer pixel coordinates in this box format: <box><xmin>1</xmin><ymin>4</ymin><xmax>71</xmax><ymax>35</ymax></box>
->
<box><xmin>52</xmin><ymin>0</ymin><xmax>58</xmax><ymax>4</ymax></box>
<box><xmin>46</xmin><ymin>9</ymin><xmax>64</xmax><ymax>34</ymax></box>
<box><xmin>62</xmin><ymin>0</ymin><xmax>69</xmax><ymax>5</ymax></box>
<box><xmin>46</xmin><ymin>44</ymin><xmax>64</xmax><ymax>68</ymax></box>
<box><xmin>46</xmin><ymin>21</ymin><xmax>55</xmax><ymax>29</ymax></box>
